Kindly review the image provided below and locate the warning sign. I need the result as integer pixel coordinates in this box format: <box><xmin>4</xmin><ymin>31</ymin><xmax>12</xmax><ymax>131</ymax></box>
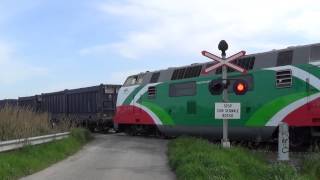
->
<box><xmin>215</xmin><ymin>103</ymin><xmax>241</xmax><ymax>119</ymax></box>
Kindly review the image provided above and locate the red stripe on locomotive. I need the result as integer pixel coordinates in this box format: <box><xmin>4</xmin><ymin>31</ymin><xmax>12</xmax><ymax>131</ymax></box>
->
<box><xmin>284</xmin><ymin>97</ymin><xmax>320</xmax><ymax>126</ymax></box>
<box><xmin>114</xmin><ymin>105</ymin><xmax>156</xmax><ymax>125</ymax></box>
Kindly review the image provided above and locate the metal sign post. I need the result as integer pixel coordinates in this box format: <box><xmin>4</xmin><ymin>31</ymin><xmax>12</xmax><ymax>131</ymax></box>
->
<box><xmin>201</xmin><ymin>40</ymin><xmax>246</xmax><ymax>148</ymax></box>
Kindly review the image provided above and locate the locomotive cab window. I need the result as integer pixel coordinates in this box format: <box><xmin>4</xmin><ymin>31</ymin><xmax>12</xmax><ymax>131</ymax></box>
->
<box><xmin>169</xmin><ymin>81</ymin><xmax>196</xmax><ymax>97</ymax></box>
<box><xmin>137</xmin><ymin>74</ymin><xmax>144</xmax><ymax>84</ymax></box>
<box><xmin>123</xmin><ymin>74</ymin><xmax>144</xmax><ymax>86</ymax></box>
<box><xmin>124</xmin><ymin>76</ymin><xmax>138</xmax><ymax>86</ymax></box>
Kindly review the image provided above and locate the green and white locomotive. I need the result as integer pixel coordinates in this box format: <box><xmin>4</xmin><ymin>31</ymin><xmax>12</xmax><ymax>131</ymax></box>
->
<box><xmin>114</xmin><ymin>43</ymin><xmax>320</xmax><ymax>144</ymax></box>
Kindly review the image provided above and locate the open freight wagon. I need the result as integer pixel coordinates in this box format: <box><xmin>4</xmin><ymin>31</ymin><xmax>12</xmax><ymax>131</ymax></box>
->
<box><xmin>18</xmin><ymin>84</ymin><xmax>121</xmax><ymax>131</ymax></box>
<box><xmin>0</xmin><ymin>99</ymin><xmax>18</xmax><ymax>108</ymax></box>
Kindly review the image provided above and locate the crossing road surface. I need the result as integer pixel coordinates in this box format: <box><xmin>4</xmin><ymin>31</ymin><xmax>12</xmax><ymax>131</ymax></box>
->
<box><xmin>21</xmin><ymin>134</ymin><xmax>176</xmax><ymax>180</ymax></box>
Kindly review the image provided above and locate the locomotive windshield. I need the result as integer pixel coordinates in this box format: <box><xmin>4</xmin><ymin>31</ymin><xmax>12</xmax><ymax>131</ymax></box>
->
<box><xmin>123</xmin><ymin>74</ymin><xmax>144</xmax><ymax>86</ymax></box>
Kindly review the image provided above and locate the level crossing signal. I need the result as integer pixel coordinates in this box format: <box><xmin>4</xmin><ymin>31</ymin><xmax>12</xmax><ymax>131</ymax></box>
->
<box><xmin>208</xmin><ymin>79</ymin><xmax>249</xmax><ymax>95</ymax></box>
<box><xmin>202</xmin><ymin>47</ymin><xmax>249</xmax><ymax>96</ymax></box>
<box><xmin>233</xmin><ymin>79</ymin><xmax>248</xmax><ymax>95</ymax></box>
<box><xmin>202</xmin><ymin>50</ymin><xmax>247</xmax><ymax>74</ymax></box>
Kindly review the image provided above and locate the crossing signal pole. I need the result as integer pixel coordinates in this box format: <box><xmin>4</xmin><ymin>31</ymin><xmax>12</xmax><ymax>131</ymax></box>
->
<box><xmin>201</xmin><ymin>40</ymin><xmax>247</xmax><ymax>148</ymax></box>
<box><xmin>219</xmin><ymin>40</ymin><xmax>231</xmax><ymax>148</ymax></box>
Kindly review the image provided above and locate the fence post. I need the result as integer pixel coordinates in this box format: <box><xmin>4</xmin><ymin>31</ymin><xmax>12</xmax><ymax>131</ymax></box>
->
<box><xmin>278</xmin><ymin>122</ymin><xmax>289</xmax><ymax>161</ymax></box>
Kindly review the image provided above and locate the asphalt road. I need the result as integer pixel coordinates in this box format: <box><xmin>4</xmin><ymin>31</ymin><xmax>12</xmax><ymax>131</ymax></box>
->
<box><xmin>21</xmin><ymin>133</ymin><xmax>175</xmax><ymax>180</ymax></box>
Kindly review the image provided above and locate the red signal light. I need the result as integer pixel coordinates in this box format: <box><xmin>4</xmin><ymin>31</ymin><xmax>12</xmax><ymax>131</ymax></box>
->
<box><xmin>236</xmin><ymin>83</ymin><xmax>245</xmax><ymax>92</ymax></box>
<box><xmin>233</xmin><ymin>79</ymin><xmax>248</xmax><ymax>95</ymax></box>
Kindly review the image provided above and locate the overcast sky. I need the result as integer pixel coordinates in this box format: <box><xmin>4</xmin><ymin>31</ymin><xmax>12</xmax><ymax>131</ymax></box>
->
<box><xmin>0</xmin><ymin>0</ymin><xmax>320</xmax><ymax>99</ymax></box>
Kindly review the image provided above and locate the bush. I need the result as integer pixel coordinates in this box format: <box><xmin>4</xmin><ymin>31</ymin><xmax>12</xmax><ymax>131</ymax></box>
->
<box><xmin>267</xmin><ymin>163</ymin><xmax>299</xmax><ymax>180</ymax></box>
<box><xmin>301</xmin><ymin>153</ymin><xmax>320</xmax><ymax>179</ymax></box>
<box><xmin>0</xmin><ymin>105</ymin><xmax>73</xmax><ymax>141</ymax></box>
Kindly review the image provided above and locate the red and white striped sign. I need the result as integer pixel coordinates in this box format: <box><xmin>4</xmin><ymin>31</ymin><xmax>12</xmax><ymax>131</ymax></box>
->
<box><xmin>201</xmin><ymin>50</ymin><xmax>247</xmax><ymax>74</ymax></box>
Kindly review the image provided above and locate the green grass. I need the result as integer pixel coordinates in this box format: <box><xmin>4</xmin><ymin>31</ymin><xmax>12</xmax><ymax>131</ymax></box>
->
<box><xmin>168</xmin><ymin>137</ymin><xmax>318</xmax><ymax>180</ymax></box>
<box><xmin>0</xmin><ymin>128</ymin><xmax>92</xmax><ymax>180</ymax></box>
<box><xmin>301</xmin><ymin>153</ymin><xmax>320</xmax><ymax>179</ymax></box>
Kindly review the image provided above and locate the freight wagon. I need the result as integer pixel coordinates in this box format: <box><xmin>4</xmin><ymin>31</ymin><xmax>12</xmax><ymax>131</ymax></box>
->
<box><xmin>15</xmin><ymin>84</ymin><xmax>120</xmax><ymax>131</ymax></box>
<box><xmin>114</xmin><ymin>43</ymin><xmax>320</xmax><ymax>146</ymax></box>
<box><xmin>41</xmin><ymin>84</ymin><xmax>120</xmax><ymax>131</ymax></box>
<box><xmin>0</xmin><ymin>99</ymin><xmax>18</xmax><ymax>108</ymax></box>
<box><xmin>18</xmin><ymin>95</ymin><xmax>41</xmax><ymax>111</ymax></box>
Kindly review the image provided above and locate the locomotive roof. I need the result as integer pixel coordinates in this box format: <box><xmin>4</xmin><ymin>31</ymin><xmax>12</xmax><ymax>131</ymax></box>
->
<box><xmin>123</xmin><ymin>43</ymin><xmax>320</xmax><ymax>86</ymax></box>
<box><xmin>145</xmin><ymin>42</ymin><xmax>320</xmax><ymax>74</ymax></box>
<box><xmin>242</xmin><ymin>42</ymin><xmax>320</xmax><ymax>56</ymax></box>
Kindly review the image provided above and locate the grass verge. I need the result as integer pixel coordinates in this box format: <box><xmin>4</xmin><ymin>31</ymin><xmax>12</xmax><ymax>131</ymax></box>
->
<box><xmin>168</xmin><ymin>137</ymin><xmax>318</xmax><ymax>180</ymax></box>
<box><xmin>301</xmin><ymin>152</ymin><xmax>320</xmax><ymax>179</ymax></box>
<box><xmin>0</xmin><ymin>128</ymin><xmax>92</xmax><ymax>180</ymax></box>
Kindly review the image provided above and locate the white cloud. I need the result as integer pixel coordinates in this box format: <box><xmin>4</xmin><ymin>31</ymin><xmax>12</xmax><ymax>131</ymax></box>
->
<box><xmin>83</xmin><ymin>0</ymin><xmax>320</xmax><ymax>59</ymax></box>
<box><xmin>287</xmin><ymin>10</ymin><xmax>320</xmax><ymax>39</ymax></box>
<box><xmin>0</xmin><ymin>42</ymin><xmax>47</xmax><ymax>84</ymax></box>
